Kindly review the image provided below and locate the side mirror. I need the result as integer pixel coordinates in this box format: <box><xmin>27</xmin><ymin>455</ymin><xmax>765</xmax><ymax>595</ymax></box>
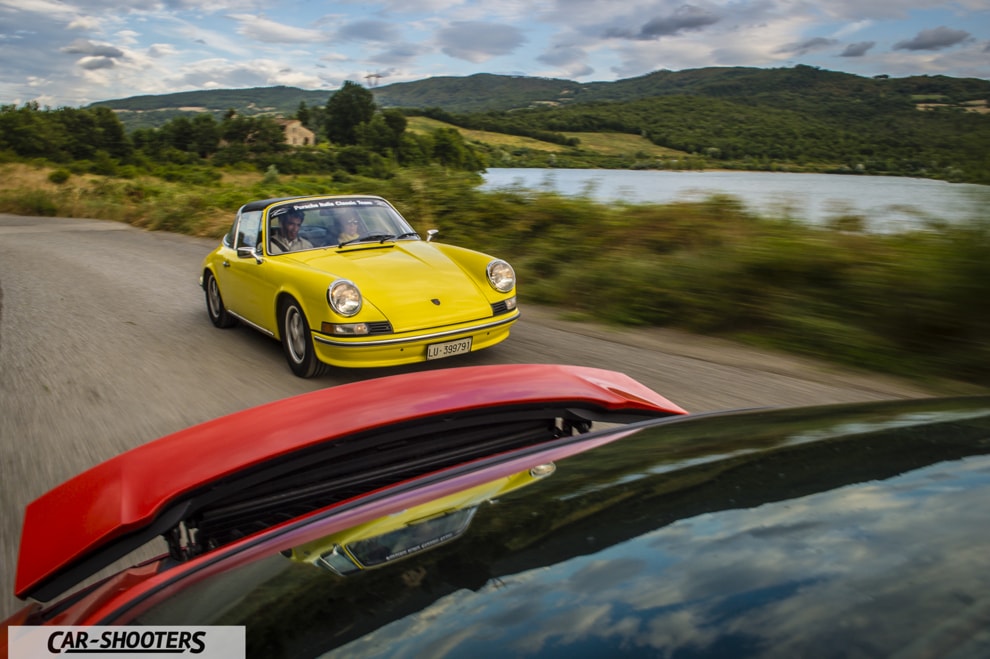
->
<box><xmin>237</xmin><ymin>246</ymin><xmax>263</xmax><ymax>264</ymax></box>
<box><xmin>426</xmin><ymin>229</ymin><xmax>439</xmax><ymax>243</ymax></box>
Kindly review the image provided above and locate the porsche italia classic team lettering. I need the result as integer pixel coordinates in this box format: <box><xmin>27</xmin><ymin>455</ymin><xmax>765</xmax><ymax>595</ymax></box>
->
<box><xmin>200</xmin><ymin>195</ymin><xmax>519</xmax><ymax>377</ymax></box>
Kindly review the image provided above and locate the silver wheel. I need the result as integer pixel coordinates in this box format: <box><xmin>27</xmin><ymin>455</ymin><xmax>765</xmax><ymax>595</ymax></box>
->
<box><xmin>204</xmin><ymin>271</ymin><xmax>235</xmax><ymax>328</ymax></box>
<box><xmin>280</xmin><ymin>299</ymin><xmax>325</xmax><ymax>378</ymax></box>
<box><xmin>284</xmin><ymin>305</ymin><xmax>307</xmax><ymax>364</ymax></box>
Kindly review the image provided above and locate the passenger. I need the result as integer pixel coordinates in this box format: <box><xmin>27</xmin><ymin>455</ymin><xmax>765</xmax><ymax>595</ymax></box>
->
<box><xmin>336</xmin><ymin>207</ymin><xmax>362</xmax><ymax>244</ymax></box>
<box><xmin>271</xmin><ymin>208</ymin><xmax>313</xmax><ymax>253</ymax></box>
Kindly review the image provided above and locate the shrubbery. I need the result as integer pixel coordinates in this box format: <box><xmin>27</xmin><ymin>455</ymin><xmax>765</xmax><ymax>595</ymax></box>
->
<box><xmin>48</xmin><ymin>169</ymin><xmax>70</xmax><ymax>184</ymax></box>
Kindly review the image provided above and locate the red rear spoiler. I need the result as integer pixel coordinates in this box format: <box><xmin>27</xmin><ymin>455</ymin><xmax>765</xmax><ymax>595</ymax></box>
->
<box><xmin>16</xmin><ymin>364</ymin><xmax>685</xmax><ymax>601</ymax></box>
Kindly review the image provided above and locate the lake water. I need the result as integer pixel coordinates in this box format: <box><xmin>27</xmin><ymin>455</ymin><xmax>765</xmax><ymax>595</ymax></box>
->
<box><xmin>480</xmin><ymin>169</ymin><xmax>990</xmax><ymax>231</ymax></box>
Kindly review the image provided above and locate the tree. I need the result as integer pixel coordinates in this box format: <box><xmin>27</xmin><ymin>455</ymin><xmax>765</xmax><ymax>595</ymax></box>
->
<box><xmin>220</xmin><ymin>114</ymin><xmax>287</xmax><ymax>154</ymax></box>
<box><xmin>160</xmin><ymin>116</ymin><xmax>196</xmax><ymax>152</ymax></box>
<box><xmin>244</xmin><ymin>117</ymin><xmax>288</xmax><ymax>154</ymax></box>
<box><xmin>382</xmin><ymin>109</ymin><xmax>407</xmax><ymax>145</ymax></box>
<box><xmin>336</xmin><ymin>145</ymin><xmax>373</xmax><ymax>173</ymax></box>
<box><xmin>296</xmin><ymin>101</ymin><xmax>311</xmax><ymax>127</ymax></box>
<box><xmin>356</xmin><ymin>109</ymin><xmax>407</xmax><ymax>156</ymax></box>
<box><xmin>430</xmin><ymin>127</ymin><xmax>484</xmax><ymax>171</ymax></box>
<box><xmin>188</xmin><ymin>114</ymin><xmax>220</xmax><ymax>158</ymax></box>
<box><xmin>356</xmin><ymin>115</ymin><xmax>396</xmax><ymax>156</ymax></box>
<box><xmin>0</xmin><ymin>103</ymin><xmax>66</xmax><ymax>160</ymax></box>
<box><xmin>325</xmin><ymin>81</ymin><xmax>376</xmax><ymax>145</ymax></box>
<box><xmin>52</xmin><ymin>107</ymin><xmax>131</xmax><ymax>161</ymax></box>
<box><xmin>397</xmin><ymin>132</ymin><xmax>432</xmax><ymax>167</ymax></box>
<box><xmin>89</xmin><ymin>106</ymin><xmax>132</xmax><ymax>160</ymax></box>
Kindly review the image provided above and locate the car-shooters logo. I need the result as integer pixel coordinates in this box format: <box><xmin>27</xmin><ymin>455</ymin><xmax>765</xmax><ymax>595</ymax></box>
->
<box><xmin>8</xmin><ymin>627</ymin><xmax>245</xmax><ymax>658</ymax></box>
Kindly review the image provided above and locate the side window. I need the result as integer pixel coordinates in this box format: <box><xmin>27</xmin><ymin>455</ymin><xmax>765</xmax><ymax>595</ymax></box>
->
<box><xmin>222</xmin><ymin>217</ymin><xmax>237</xmax><ymax>248</ymax></box>
<box><xmin>235</xmin><ymin>211</ymin><xmax>263</xmax><ymax>250</ymax></box>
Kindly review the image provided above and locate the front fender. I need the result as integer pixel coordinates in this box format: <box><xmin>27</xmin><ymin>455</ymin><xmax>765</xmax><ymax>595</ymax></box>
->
<box><xmin>428</xmin><ymin>242</ymin><xmax>516</xmax><ymax>301</ymax></box>
<box><xmin>270</xmin><ymin>267</ymin><xmax>386</xmax><ymax>341</ymax></box>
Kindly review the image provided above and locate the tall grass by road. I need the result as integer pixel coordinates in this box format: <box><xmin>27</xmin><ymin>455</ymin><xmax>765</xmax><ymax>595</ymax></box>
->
<box><xmin>2</xmin><ymin>162</ymin><xmax>988</xmax><ymax>388</ymax></box>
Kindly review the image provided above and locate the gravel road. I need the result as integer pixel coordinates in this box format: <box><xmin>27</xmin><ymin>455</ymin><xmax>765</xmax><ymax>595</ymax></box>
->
<box><xmin>0</xmin><ymin>213</ymin><xmax>956</xmax><ymax>621</ymax></box>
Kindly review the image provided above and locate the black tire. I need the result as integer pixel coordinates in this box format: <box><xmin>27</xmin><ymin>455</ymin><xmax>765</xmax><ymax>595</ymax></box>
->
<box><xmin>204</xmin><ymin>271</ymin><xmax>236</xmax><ymax>328</ymax></box>
<box><xmin>280</xmin><ymin>299</ymin><xmax>326</xmax><ymax>378</ymax></box>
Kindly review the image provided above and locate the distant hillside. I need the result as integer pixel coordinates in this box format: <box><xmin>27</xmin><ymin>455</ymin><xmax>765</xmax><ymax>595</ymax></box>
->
<box><xmin>372</xmin><ymin>73</ymin><xmax>584</xmax><ymax>112</ymax></box>
<box><xmin>92</xmin><ymin>86</ymin><xmax>333</xmax><ymax>130</ymax></box>
<box><xmin>90</xmin><ymin>74</ymin><xmax>587</xmax><ymax>130</ymax></box>
<box><xmin>91</xmin><ymin>66</ymin><xmax>990</xmax><ymax>132</ymax></box>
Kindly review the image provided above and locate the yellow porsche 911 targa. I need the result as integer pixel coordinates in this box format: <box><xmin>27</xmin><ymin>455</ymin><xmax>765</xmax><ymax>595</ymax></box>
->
<box><xmin>200</xmin><ymin>195</ymin><xmax>518</xmax><ymax>377</ymax></box>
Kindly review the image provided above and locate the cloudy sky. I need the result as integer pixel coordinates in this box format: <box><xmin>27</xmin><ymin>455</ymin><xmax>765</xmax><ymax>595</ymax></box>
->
<box><xmin>1</xmin><ymin>0</ymin><xmax>988</xmax><ymax>108</ymax></box>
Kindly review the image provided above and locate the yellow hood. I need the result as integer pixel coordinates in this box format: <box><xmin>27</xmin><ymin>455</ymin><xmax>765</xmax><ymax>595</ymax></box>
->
<box><xmin>296</xmin><ymin>241</ymin><xmax>496</xmax><ymax>331</ymax></box>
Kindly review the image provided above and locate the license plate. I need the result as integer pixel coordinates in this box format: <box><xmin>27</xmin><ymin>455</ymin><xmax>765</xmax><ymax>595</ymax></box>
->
<box><xmin>427</xmin><ymin>337</ymin><xmax>472</xmax><ymax>360</ymax></box>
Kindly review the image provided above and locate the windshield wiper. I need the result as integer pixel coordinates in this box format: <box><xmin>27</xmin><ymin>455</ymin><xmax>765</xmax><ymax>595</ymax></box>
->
<box><xmin>396</xmin><ymin>231</ymin><xmax>420</xmax><ymax>239</ymax></box>
<box><xmin>338</xmin><ymin>233</ymin><xmax>397</xmax><ymax>247</ymax></box>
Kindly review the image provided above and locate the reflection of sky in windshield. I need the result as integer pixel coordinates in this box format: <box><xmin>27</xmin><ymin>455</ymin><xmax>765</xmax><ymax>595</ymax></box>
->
<box><xmin>783</xmin><ymin>409</ymin><xmax>990</xmax><ymax>447</ymax></box>
<box><xmin>561</xmin><ymin>409</ymin><xmax>990</xmax><ymax>503</ymax></box>
<box><xmin>325</xmin><ymin>455</ymin><xmax>990</xmax><ymax>658</ymax></box>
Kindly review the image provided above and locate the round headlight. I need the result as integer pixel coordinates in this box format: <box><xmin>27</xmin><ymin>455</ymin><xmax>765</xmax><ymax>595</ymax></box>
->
<box><xmin>487</xmin><ymin>260</ymin><xmax>515</xmax><ymax>293</ymax></box>
<box><xmin>328</xmin><ymin>280</ymin><xmax>362</xmax><ymax>316</ymax></box>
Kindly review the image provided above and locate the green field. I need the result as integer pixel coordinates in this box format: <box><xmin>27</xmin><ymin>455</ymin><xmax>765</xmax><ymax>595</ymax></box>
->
<box><xmin>406</xmin><ymin>116</ymin><xmax>686</xmax><ymax>159</ymax></box>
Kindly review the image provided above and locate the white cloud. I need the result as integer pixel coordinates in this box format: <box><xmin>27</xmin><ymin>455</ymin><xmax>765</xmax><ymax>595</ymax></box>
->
<box><xmin>147</xmin><ymin>43</ymin><xmax>177</xmax><ymax>58</ymax></box>
<box><xmin>832</xmin><ymin>19</ymin><xmax>873</xmax><ymax>39</ymax></box>
<box><xmin>228</xmin><ymin>14</ymin><xmax>329</xmax><ymax>44</ymax></box>
<box><xmin>2</xmin><ymin>0</ymin><xmax>79</xmax><ymax>20</ymax></box>
<box><xmin>115</xmin><ymin>29</ymin><xmax>140</xmax><ymax>46</ymax></box>
<box><xmin>67</xmin><ymin>16</ymin><xmax>102</xmax><ymax>31</ymax></box>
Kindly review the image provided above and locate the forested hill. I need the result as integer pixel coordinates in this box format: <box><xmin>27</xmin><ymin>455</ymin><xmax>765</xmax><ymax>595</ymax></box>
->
<box><xmin>92</xmin><ymin>65</ymin><xmax>990</xmax><ymax>128</ymax></box>
<box><xmin>90</xmin><ymin>86</ymin><xmax>332</xmax><ymax>130</ymax></box>
<box><xmin>85</xmin><ymin>65</ymin><xmax>990</xmax><ymax>183</ymax></box>
<box><xmin>378</xmin><ymin>66</ymin><xmax>990</xmax><ymax>112</ymax></box>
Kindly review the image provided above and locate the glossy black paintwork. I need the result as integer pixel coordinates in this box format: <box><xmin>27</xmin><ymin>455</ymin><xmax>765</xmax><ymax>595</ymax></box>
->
<box><xmin>137</xmin><ymin>397</ymin><xmax>990</xmax><ymax>658</ymax></box>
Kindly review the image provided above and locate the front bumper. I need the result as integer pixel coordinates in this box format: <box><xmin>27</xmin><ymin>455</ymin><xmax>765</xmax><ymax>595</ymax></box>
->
<box><xmin>311</xmin><ymin>311</ymin><xmax>520</xmax><ymax>367</ymax></box>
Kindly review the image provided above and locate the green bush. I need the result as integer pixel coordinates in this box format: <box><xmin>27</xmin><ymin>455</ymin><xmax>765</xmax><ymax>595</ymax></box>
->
<box><xmin>152</xmin><ymin>164</ymin><xmax>222</xmax><ymax>186</ymax></box>
<box><xmin>144</xmin><ymin>192</ymin><xmax>213</xmax><ymax>231</ymax></box>
<box><xmin>262</xmin><ymin>165</ymin><xmax>279</xmax><ymax>184</ymax></box>
<box><xmin>48</xmin><ymin>169</ymin><xmax>71</xmax><ymax>184</ymax></box>
<box><xmin>0</xmin><ymin>189</ymin><xmax>58</xmax><ymax>216</ymax></box>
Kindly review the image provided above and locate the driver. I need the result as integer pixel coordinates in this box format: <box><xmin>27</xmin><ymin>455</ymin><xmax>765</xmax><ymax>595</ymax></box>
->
<box><xmin>271</xmin><ymin>208</ymin><xmax>313</xmax><ymax>253</ymax></box>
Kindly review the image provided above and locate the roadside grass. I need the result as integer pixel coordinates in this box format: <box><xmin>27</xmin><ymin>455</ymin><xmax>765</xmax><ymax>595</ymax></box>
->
<box><xmin>2</xmin><ymin>162</ymin><xmax>988</xmax><ymax>389</ymax></box>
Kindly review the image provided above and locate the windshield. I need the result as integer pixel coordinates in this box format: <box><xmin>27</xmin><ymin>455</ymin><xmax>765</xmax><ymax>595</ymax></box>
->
<box><xmin>268</xmin><ymin>197</ymin><xmax>417</xmax><ymax>252</ymax></box>
<box><xmin>345</xmin><ymin>507</ymin><xmax>478</xmax><ymax>568</ymax></box>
